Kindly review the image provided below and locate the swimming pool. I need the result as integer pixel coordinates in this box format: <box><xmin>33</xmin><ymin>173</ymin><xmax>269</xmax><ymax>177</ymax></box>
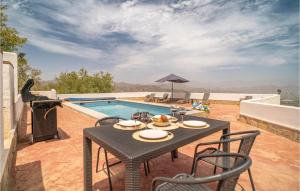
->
<box><xmin>74</xmin><ymin>100</ymin><xmax>171</xmax><ymax>119</ymax></box>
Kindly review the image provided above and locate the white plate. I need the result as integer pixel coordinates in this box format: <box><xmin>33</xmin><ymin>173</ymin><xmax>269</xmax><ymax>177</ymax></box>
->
<box><xmin>119</xmin><ymin>120</ymin><xmax>141</xmax><ymax>127</ymax></box>
<box><xmin>153</xmin><ymin>115</ymin><xmax>172</xmax><ymax>119</ymax></box>
<box><xmin>139</xmin><ymin>129</ymin><xmax>168</xmax><ymax>140</ymax></box>
<box><xmin>183</xmin><ymin>120</ymin><xmax>207</xmax><ymax>127</ymax></box>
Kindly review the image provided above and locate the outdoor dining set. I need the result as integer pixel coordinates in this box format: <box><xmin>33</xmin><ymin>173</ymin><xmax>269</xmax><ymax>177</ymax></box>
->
<box><xmin>83</xmin><ymin>109</ymin><xmax>260</xmax><ymax>191</ymax></box>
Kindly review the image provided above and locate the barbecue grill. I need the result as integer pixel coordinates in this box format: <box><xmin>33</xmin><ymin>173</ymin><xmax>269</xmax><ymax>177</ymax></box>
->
<box><xmin>21</xmin><ymin>79</ymin><xmax>62</xmax><ymax>143</ymax></box>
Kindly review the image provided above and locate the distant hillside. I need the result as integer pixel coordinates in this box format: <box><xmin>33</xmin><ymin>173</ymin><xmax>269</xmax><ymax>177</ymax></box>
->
<box><xmin>113</xmin><ymin>82</ymin><xmax>205</xmax><ymax>92</ymax></box>
<box><xmin>113</xmin><ymin>82</ymin><xmax>165</xmax><ymax>92</ymax></box>
<box><xmin>114</xmin><ymin>82</ymin><xmax>297</xmax><ymax>94</ymax></box>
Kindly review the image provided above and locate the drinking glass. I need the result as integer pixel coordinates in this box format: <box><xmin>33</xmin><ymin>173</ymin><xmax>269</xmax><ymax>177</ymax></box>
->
<box><xmin>170</xmin><ymin>108</ymin><xmax>178</xmax><ymax>117</ymax></box>
<box><xmin>141</xmin><ymin>112</ymin><xmax>149</xmax><ymax>128</ymax></box>
<box><xmin>132</xmin><ymin>114</ymin><xmax>140</xmax><ymax>128</ymax></box>
<box><xmin>179</xmin><ymin>110</ymin><xmax>186</xmax><ymax>123</ymax></box>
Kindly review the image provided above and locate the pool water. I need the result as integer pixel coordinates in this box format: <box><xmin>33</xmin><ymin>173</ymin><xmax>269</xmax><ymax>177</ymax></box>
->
<box><xmin>75</xmin><ymin>100</ymin><xmax>171</xmax><ymax>119</ymax></box>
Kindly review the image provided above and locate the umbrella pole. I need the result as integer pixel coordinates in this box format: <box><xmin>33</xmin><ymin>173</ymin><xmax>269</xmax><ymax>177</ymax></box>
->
<box><xmin>171</xmin><ymin>82</ymin><xmax>173</xmax><ymax>101</ymax></box>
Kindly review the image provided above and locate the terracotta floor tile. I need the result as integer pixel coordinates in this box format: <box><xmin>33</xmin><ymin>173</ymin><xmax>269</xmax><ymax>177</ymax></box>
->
<box><xmin>13</xmin><ymin>103</ymin><xmax>300</xmax><ymax>191</ymax></box>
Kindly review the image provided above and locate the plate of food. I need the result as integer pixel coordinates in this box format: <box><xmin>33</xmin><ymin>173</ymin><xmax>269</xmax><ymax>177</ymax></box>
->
<box><xmin>119</xmin><ymin>120</ymin><xmax>141</xmax><ymax>127</ymax></box>
<box><xmin>152</xmin><ymin>115</ymin><xmax>172</xmax><ymax>119</ymax></box>
<box><xmin>152</xmin><ymin>115</ymin><xmax>170</xmax><ymax>127</ymax></box>
<box><xmin>139</xmin><ymin>129</ymin><xmax>168</xmax><ymax>140</ymax></box>
<box><xmin>183</xmin><ymin>120</ymin><xmax>207</xmax><ymax>127</ymax></box>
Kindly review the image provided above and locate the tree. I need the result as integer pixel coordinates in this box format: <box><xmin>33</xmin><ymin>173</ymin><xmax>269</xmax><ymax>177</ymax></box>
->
<box><xmin>0</xmin><ymin>5</ymin><xmax>27</xmax><ymax>52</ymax></box>
<box><xmin>30</xmin><ymin>68</ymin><xmax>42</xmax><ymax>90</ymax></box>
<box><xmin>1</xmin><ymin>5</ymin><xmax>42</xmax><ymax>90</ymax></box>
<box><xmin>17</xmin><ymin>53</ymin><xmax>30</xmax><ymax>90</ymax></box>
<box><xmin>53</xmin><ymin>68</ymin><xmax>114</xmax><ymax>93</ymax></box>
<box><xmin>17</xmin><ymin>53</ymin><xmax>42</xmax><ymax>90</ymax></box>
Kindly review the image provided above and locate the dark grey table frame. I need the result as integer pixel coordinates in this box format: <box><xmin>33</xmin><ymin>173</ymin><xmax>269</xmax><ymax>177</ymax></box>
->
<box><xmin>83</xmin><ymin>116</ymin><xmax>230</xmax><ymax>191</ymax></box>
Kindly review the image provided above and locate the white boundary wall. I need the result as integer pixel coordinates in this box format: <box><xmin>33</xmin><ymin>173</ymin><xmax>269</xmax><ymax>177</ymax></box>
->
<box><xmin>0</xmin><ymin>52</ymin><xmax>3</xmax><ymax>167</ymax></box>
<box><xmin>191</xmin><ymin>93</ymin><xmax>276</xmax><ymax>101</ymax></box>
<box><xmin>3</xmin><ymin>52</ymin><xmax>18</xmax><ymax>101</ymax></box>
<box><xmin>1</xmin><ymin>52</ymin><xmax>24</xmax><ymax>181</ymax></box>
<box><xmin>2</xmin><ymin>63</ymin><xmax>14</xmax><ymax>131</ymax></box>
<box><xmin>240</xmin><ymin>95</ymin><xmax>300</xmax><ymax>130</ymax></box>
<box><xmin>58</xmin><ymin>92</ymin><xmax>277</xmax><ymax>101</ymax></box>
<box><xmin>58</xmin><ymin>92</ymin><xmax>153</xmax><ymax>99</ymax></box>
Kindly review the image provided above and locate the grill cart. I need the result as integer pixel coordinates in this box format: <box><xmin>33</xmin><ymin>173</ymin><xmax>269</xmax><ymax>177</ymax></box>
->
<box><xmin>20</xmin><ymin>79</ymin><xmax>62</xmax><ymax>143</ymax></box>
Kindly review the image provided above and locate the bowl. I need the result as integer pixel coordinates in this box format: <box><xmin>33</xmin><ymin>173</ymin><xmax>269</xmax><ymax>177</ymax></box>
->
<box><xmin>152</xmin><ymin>118</ymin><xmax>170</xmax><ymax>127</ymax></box>
<box><xmin>152</xmin><ymin>115</ymin><xmax>171</xmax><ymax>127</ymax></box>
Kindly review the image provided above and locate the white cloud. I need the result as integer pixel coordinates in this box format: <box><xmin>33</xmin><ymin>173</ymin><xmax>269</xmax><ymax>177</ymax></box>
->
<box><xmin>6</xmin><ymin>0</ymin><xmax>298</xmax><ymax>82</ymax></box>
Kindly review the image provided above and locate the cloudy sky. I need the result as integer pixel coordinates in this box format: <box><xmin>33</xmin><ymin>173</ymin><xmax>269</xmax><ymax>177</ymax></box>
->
<box><xmin>5</xmin><ymin>0</ymin><xmax>299</xmax><ymax>87</ymax></box>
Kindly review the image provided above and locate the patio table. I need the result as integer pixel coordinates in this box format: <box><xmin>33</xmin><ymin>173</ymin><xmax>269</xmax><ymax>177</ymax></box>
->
<box><xmin>83</xmin><ymin>115</ymin><xmax>230</xmax><ymax>191</ymax></box>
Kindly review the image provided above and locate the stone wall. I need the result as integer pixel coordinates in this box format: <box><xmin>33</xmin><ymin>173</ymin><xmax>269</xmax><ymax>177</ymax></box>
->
<box><xmin>239</xmin><ymin>115</ymin><xmax>300</xmax><ymax>142</ymax></box>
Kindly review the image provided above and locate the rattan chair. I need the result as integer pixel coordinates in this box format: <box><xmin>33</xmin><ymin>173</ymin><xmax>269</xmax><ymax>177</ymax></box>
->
<box><xmin>152</xmin><ymin>153</ymin><xmax>252</xmax><ymax>191</ymax></box>
<box><xmin>192</xmin><ymin>130</ymin><xmax>260</xmax><ymax>191</ymax></box>
<box><xmin>95</xmin><ymin>117</ymin><xmax>149</xmax><ymax>191</ymax></box>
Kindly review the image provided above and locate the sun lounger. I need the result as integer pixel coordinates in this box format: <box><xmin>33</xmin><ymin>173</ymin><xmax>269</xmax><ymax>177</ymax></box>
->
<box><xmin>157</xmin><ymin>93</ymin><xmax>169</xmax><ymax>103</ymax></box>
<box><xmin>201</xmin><ymin>92</ymin><xmax>210</xmax><ymax>105</ymax></box>
<box><xmin>176</xmin><ymin>92</ymin><xmax>191</xmax><ymax>104</ymax></box>
<box><xmin>144</xmin><ymin>93</ymin><xmax>155</xmax><ymax>102</ymax></box>
<box><xmin>192</xmin><ymin>92</ymin><xmax>211</xmax><ymax>112</ymax></box>
<box><xmin>240</xmin><ymin>96</ymin><xmax>253</xmax><ymax>102</ymax></box>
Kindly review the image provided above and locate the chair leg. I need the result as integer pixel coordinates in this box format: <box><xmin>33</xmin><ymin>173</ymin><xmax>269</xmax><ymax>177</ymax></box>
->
<box><xmin>144</xmin><ymin>163</ymin><xmax>148</xmax><ymax>176</ymax></box>
<box><xmin>147</xmin><ymin>161</ymin><xmax>150</xmax><ymax>173</ymax></box>
<box><xmin>191</xmin><ymin>157</ymin><xmax>195</xmax><ymax>174</ymax></box>
<box><xmin>104</xmin><ymin>150</ymin><xmax>113</xmax><ymax>191</ymax></box>
<box><xmin>213</xmin><ymin>165</ymin><xmax>217</xmax><ymax>174</ymax></box>
<box><xmin>248</xmin><ymin>168</ymin><xmax>256</xmax><ymax>191</ymax></box>
<box><xmin>173</xmin><ymin>149</ymin><xmax>178</xmax><ymax>158</ymax></box>
<box><xmin>171</xmin><ymin>149</ymin><xmax>179</xmax><ymax>162</ymax></box>
<box><xmin>191</xmin><ymin>155</ymin><xmax>196</xmax><ymax>174</ymax></box>
<box><xmin>96</xmin><ymin>147</ymin><xmax>102</xmax><ymax>173</ymax></box>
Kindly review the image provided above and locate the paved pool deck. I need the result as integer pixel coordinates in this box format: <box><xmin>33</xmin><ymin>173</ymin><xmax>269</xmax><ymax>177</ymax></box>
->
<box><xmin>14</xmin><ymin>103</ymin><xmax>300</xmax><ymax>191</ymax></box>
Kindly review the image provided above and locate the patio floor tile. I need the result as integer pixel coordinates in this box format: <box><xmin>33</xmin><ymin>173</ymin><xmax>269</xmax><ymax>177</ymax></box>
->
<box><xmin>13</xmin><ymin>103</ymin><xmax>300</xmax><ymax>191</ymax></box>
